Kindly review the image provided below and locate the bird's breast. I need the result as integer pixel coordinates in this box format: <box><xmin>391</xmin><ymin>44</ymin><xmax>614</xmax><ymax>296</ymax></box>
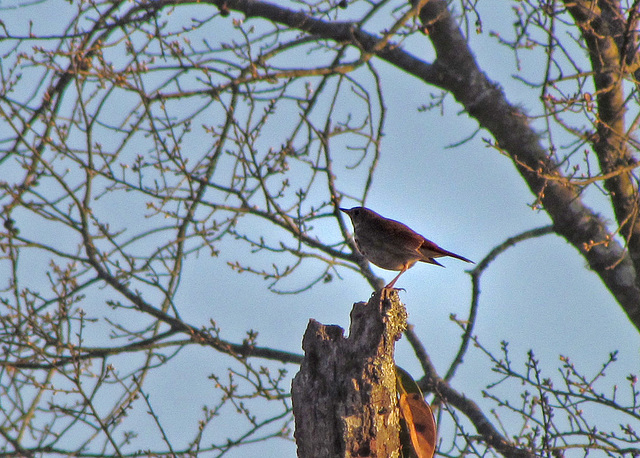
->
<box><xmin>354</xmin><ymin>234</ymin><xmax>421</xmax><ymax>271</ymax></box>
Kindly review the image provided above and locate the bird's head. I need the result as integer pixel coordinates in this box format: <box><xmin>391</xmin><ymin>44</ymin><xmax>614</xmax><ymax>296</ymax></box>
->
<box><xmin>340</xmin><ymin>207</ymin><xmax>374</xmax><ymax>228</ymax></box>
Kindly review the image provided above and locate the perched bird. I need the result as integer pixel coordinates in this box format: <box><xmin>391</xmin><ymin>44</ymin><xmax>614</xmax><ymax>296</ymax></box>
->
<box><xmin>340</xmin><ymin>206</ymin><xmax>473</xmax><ymax>288</ymax></box>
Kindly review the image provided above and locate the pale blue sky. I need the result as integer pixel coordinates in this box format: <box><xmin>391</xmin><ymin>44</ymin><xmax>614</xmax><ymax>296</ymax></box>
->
<box><xmin>0</xmin><ymin>2</ymin><xmax>638</xmax><ymax>456</ymax></box>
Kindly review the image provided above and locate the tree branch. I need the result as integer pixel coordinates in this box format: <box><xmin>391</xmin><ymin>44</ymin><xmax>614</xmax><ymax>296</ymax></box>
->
<box><xmin>197</xmin><ymin>0</ymin><xmax>640</xmax><ymax>331</ymax></box>
<box><xmin>415</xmin><ymin>0</ymin><xmax>640</xmax><ymax>329</ymax></box>
<box><xmin>563</xmin><ymin>0</ymin><xmax>640</xmax><ymax>270</ymax></box>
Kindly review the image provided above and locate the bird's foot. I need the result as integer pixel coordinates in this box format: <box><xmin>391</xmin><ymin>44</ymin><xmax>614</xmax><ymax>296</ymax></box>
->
<box><xmin>381</xmin><ymin>286</ymin><xmax>405</xmax><ymax>300</ymax></box>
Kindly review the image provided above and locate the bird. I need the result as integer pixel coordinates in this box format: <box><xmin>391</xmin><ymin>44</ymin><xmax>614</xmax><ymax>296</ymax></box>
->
<box><xmin>340</xmin><ymin>206</ymin><xmax>473</xmax><ymax>289</ymax></box>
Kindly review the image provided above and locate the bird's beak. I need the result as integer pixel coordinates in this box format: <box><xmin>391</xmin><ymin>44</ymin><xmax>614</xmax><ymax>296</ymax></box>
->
<box><xmin>339</xmin><ymin>208</ymin><xmax>348</xmax><ymax>214</ymax></box>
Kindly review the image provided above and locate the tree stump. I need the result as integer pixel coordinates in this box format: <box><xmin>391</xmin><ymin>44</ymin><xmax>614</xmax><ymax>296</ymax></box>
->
<box><xmin>291</xmin><ymin>289</ymin><xmax>407</xmax><ymax>457</ymax></box>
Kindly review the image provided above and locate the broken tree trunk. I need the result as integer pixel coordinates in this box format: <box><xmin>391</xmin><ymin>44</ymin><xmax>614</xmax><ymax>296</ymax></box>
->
<box><xmin>291</xmin><ymin>290</ymin><xmax>407</xmax><ymax>457</ymax></box>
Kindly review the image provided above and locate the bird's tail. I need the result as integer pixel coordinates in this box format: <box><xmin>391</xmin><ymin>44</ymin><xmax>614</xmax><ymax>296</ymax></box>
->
<box><xmin>441</xmin><ymin>249</ymin><xmax>474</xmax><ymax>264</ymax></box>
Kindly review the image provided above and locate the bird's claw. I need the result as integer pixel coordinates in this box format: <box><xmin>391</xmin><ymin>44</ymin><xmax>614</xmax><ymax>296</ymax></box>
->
<box><xmin>381</xmin><ymin>286</ymin><xmax>405</xmax><ymax>300</ymax></box>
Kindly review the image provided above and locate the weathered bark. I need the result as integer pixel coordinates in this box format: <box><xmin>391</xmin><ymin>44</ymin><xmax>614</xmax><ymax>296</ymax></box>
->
<box><xmin>291</xmin><ymin>290</ymin><xmax>407</xmax><ymax>457</ymax></box>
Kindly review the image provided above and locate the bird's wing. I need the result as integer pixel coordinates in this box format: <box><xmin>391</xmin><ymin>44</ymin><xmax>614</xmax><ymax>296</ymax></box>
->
<box><xmin>383</xmin><ymin>221</ymin><xmax>425</xmax><ymax>250</ymax></box>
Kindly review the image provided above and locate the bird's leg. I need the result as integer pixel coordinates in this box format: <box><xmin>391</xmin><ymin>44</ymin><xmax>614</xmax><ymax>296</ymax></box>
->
<box><xmin>384</xmin><ymin>266</ymin><xmax>407</xmax><ymax>289</ymax></box>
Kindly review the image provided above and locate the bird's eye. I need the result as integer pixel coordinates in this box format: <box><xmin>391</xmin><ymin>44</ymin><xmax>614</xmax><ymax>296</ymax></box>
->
<box><xmin>353</xmin><ymin>209</ymin><xmax>359</xmax><ymax>216</ymax></box>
